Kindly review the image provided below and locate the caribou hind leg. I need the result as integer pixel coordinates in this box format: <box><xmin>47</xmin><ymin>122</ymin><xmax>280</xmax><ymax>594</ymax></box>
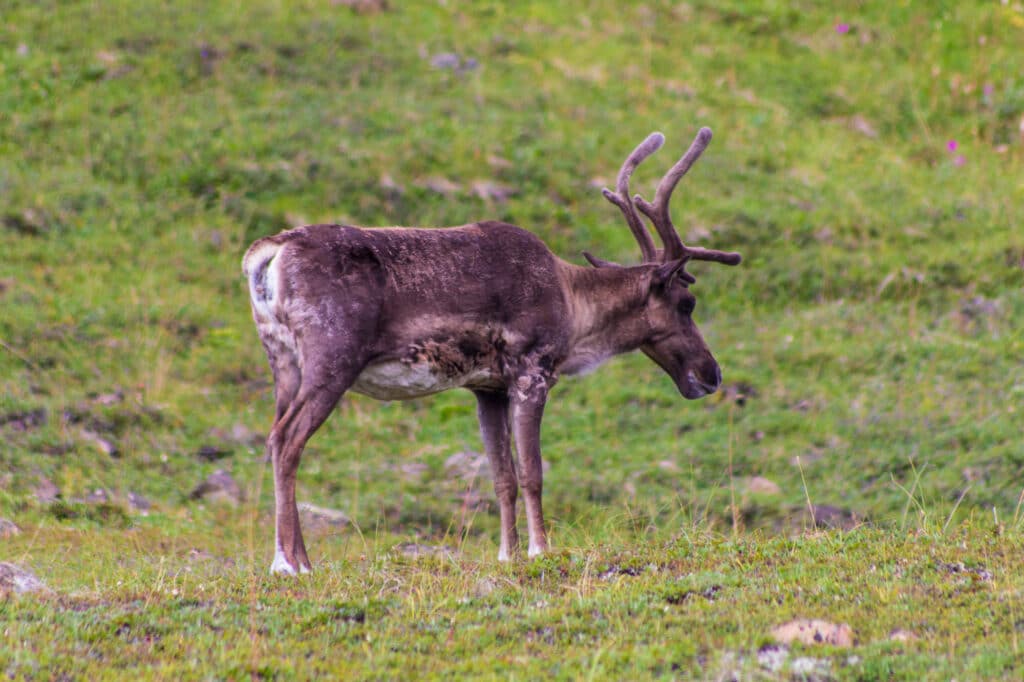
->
<box><xmin>264</xmin><ymin>350</ymin><xmax>361</xmax><ymax>575</ymax></box>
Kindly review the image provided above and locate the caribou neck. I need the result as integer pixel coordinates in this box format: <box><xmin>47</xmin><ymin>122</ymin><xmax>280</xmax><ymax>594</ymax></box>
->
<box><xmin>557</xmin><ymin>261</ymin><xmax>655</xmax><ymax>374</ymax></box>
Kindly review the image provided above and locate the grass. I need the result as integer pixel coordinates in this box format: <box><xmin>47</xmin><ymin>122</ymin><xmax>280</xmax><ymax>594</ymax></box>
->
<box><xmin>1</xmin><ymin>0</ymin><xmax>1023</xmax><ymax>678</ymax></box>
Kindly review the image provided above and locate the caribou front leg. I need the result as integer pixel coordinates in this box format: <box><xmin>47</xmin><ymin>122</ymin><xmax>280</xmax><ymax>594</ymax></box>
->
<box><xmin>474</xmin><ymin>390</ymin><xmax>518</xmax><ymax>561</ymax></box>
<box><xmin>510</xmin><ymin>376</ymin><xmax>553</xmax><ymax>558</ymax></box>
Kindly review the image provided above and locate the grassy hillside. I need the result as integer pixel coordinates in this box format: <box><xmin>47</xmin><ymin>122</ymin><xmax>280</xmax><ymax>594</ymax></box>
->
<box><xmin>1</xmin><ymin>1</ymin><xmax>1022</xmax><ymax>678</ymax></box>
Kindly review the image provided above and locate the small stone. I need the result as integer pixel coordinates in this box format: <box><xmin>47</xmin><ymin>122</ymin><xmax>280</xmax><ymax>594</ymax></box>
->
<box><xmin>196</xmin><ymin>444</ymin><xmax>232</xmax><ymax>462</ymax></box>
<box><xmin>85</xmin><ymin>488</ymin><xmax>109</xmax><ymax>504</ymax></box>
<box><xmin>470</xmin><ymin>179</ymin><xmax>516</xmax><ymax>202</ymax></box>
<box><xmin>473</xmin><ymin>577</ymin><xmax>499</xmax><ymax>597</ymax></box>
<box><xmin>429</xmin><ymin>52</ymin><xmax>461</xmax><ymax>70</ymax></box>
<box><xmin>189</xmin><ymin>469</ymin><xmax>243</xmax><ymax>505</ymax></box>
<box><xmin>81</xmin><ymin>429</ymin><xmax>118</xmax><ymax>457</ymax></box>
<box><xmin>810</xmin><ymin>504</ymin><xmax>862</xmax><ymax>530</ymax></box>
<box><xmin>379</xmin><ymin>173</ymin><xmax>405</xmax><ymax>197</ymax></box>
<box><xmin>791</xmin><ymin>656</ymin><xmax>830</xmax><ymax>675</ymax></box>
<box><xmin>771</xmin><ymin>618</ymin><xmax>855</xmax><ymax>647</ymax></box>
<box><xmin>747</xmin><ymin>476</ymin><xmax>781</xmax><ymax>495</ymax></box>
<box><xmin>0</xmin><ymin>562</ymin><xmax>47</xmax><ymax>595</ymax></box>
<box><xmin>128</xmin><ymin>491</ymin><xmax>151</xmax><ymax>513</ymax></box>
<box><xmin>398</xmin><ymin>461</ymin><xmax>428</xmax><ymax>482</ymax></box>
<box><xmin>849</xmin><ymin>114</ymin><xmax>878</xmax><ymax>138</ymax></box>
<box><xmin>394</xmin><ymin>542</ymin><xmax>456</xmax><ymax>560</ymax></box>
<box><xmin>888</xmin><ymin>628</ymin><xmax>919</xmax><ymax>642</ymax></box>
<box><xmin>1</xmin><ymin>408</ymin><xmax>47</xmax><ymax>431</ymax></box>
<box><xmin>92</xmin><ymin>390</ymin><xmax>124</xmax><ymax>405</ymax></box>
<box><xmin>34</xmin><ymin>476</ymin><xmax>60</xmax><ymax>504</ymax></box>
<box><xmin>486</xmin><ymin>154</ymin><xmax>513</xmax><ymax>170</ymax></box>
<box><xmin>445</xmin><ymin>450</ymin><xmax>489</xmax><ymax>481</ymax></box>
<box><xmin>298</xmin><ymin>502</ymin><xmax>350</xmax><ymax>532</ymax></box>
<box><xmin>0</xmin><ymin>518</ymin><xmax>21</xmax><ymax>538</ymax></box>
<box><xmin>416</xmin><ymin>176</ymin><xmax>461</xmax><ymax>196</ymax></box>
<box><xmin>331</xmin><ymin>0</ymin><xmax>389</xmax><ymax>14</ymax></box>
<box><xmin>756</xmin><ymin>644</ymin><xmax>788</xmax><ymax>672</ymax></box>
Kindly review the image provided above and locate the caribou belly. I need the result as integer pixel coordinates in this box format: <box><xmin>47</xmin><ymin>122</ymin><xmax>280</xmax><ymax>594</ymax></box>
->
<box><xmin>350</xmin><ymin>359</ymin><xmax>499</xmax><ymax>400</ymax></box>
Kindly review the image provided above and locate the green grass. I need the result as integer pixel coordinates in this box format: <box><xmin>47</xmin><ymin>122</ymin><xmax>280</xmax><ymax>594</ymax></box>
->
<box><xmin>1</xmin><ymin>0</ymin><xmax>1023</xmax><ymax>678</ymax></box>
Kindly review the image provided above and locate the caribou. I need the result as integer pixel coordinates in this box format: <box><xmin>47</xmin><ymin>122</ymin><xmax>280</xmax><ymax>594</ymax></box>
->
<box><xmin>242</xmin><ymin>128</ymin><xmax>741</xmax><ymax>575</ymax></box>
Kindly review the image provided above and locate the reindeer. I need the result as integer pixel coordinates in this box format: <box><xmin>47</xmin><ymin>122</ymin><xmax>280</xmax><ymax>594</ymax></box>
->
<box><xmin>242</xmin><ymin>128</ymin><xmax>741</xmax><ymax>575</ymax></box>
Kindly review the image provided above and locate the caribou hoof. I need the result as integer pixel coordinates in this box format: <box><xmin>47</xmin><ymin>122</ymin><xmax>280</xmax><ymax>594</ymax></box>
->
<box><xmin>270</xmin><ymin>550</ymin><xmax>311</xmax><ymax>576</ymax></box>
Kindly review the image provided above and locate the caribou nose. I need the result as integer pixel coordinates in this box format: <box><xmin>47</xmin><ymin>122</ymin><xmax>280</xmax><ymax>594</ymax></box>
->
<box><xmin>700</xmin><ymin>363</ymin><xmax>722</xmax><ymax>393</ymax></box>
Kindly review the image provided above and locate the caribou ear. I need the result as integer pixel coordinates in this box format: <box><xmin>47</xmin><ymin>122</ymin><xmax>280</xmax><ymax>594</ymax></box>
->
<box><xmin>653</xmin><ymin>259</ymin><xmax>696</xmax><ymax>286</ymax></box>
<box><xmin>582</xmin><ymin>251</ymin><xmax>621</xmax><ymax>268</ymax></box>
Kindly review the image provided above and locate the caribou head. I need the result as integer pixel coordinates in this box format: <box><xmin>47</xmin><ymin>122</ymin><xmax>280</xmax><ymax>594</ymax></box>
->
<box><xmin>584</xmin><ymin>128</ymin><xmax>741</xmax><ymax>399</ymax></box>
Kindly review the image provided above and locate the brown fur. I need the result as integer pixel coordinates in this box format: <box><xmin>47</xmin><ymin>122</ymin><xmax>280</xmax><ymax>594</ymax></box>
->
<box><xmin>243</xmin><ymin>131</ymin><xmax>741</xmax><ymax>574</ymax></box>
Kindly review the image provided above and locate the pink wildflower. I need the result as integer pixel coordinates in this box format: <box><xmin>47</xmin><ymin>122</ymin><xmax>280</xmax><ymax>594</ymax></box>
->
<box><xmin>835</xmin><ymin>23</ymin><xmax>850</xmax><ymax>34</ymax></box>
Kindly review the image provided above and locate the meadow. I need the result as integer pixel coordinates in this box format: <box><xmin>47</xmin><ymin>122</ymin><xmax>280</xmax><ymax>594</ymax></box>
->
<box><xmin>1</xmin><ymin>1</ymin><xmax>1023</xmax><ymax>678</ymax></box>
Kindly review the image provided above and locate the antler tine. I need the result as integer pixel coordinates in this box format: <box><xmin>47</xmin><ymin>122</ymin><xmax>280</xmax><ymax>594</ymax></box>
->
<box><xmin>635</xmin><ymin>127</ymin><xmax>713</xmax><ymax>262</ymax></box>
<box><xmin>602</xmin><ymin>132</ymin><xmax>664</xmax><ymax>263</ymax></box>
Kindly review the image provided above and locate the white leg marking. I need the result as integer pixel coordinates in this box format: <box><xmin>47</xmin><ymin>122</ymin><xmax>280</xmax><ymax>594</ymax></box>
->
<box><xmin>527</xmin><ymin>541</ymin><xmax>545</xmax><ymax>558</ymax></box>
<box><xmin>497</xmin><ymin>546</ymin><xmax>511</xmax><ymax>562</ymax></box>
<box><xmin>270</xmin><ymin>548</ymin><xmax>298</xmax><ymax>576</ymax></box>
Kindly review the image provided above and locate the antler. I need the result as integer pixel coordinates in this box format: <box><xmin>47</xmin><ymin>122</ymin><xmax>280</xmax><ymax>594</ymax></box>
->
<box><xmin>634</xmin><ymin>127</ymin><xmax>742</xmax><ymax>267</ymax></box>
<box><xmin>600</xmin><ymin>132</ymin><xmax>664</xmax><ymax>263</ymax></box>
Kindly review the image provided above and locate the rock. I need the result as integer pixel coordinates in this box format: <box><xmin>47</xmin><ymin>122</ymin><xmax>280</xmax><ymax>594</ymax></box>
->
<box><xmin>416</xmin><ymin>176</ymin><xmax>461</xmax><ymax>197</ymax></box>
<box><xmin>231</xmin><ymin>423</ymin><xmax>263</xmax><ymax>446</ymax></box>
<box><xmin>0</xmin><ymin>562</ymin><xmax>47</xmax><ymax>595</ymax></box>
<box><xmin>849</xmin><ymin>114</ymin><xmax>878</xmax><ymax>138</ymax></box>
<box><xmin>756</xmin><ymin>644</ymin><xmax>788</xmax><ymax>672</ymax></box>
<box><xmin>127</xmin><ymin>491</ymin><xmax>151</xmax><ymax>513</ymax></box>
<box><xmin>812</xmin><ymin>504</ymin><xmax>863</xmax><ymax>530</ymax></box>
<box><xmin>473</xmin><ymin>577</ymin><xmax>499</xmax><ymax>597</ymax></box>
<box><xmin>331</xmin><ymin>0</ymin><xmax>389</xmax><ymax>14</ymax></box>
<box><xmin>888</xmin><ymin>628</ymin><xmax>919</xmax><ymax>642</ymax></box>
<box><xmin>196</xmin><ymin>444</ymin><xmax>232</xmax><ymax>462</ymax></box>
<box><xmin>791</xmin><ymin>656</ymin><xmax>831</xmax><ymax>675</ymax></box>
<box><xmin>429</xmin><ymin>52</ymin><xmax>477</xmax><ymax>72</ymax></box>
<box><xmin>85</xmin><ymin>488</ymin><xmax>109</xmax><ymax>504</ymax></box>
<box><xmin>189</xmin><ymin>469</ymin><xmax>243</xmax><ymax>505</ymax></box>
<box><xmin>398</xmin><ymin>461</ymin><xmax>428</xmax><ymax>482</ymax></box>
<box><xmin>34</xmin><ymin>476</ymin><xmax>60</xmax><ymax>504</ymax></box>
<box><xmin>298</xmin><ymin>502</ymin><xmax>350</xmax><ymax>532</ymax></box>
<box><xmin>0</xmin><ymin>408</ymin><xmax>47</xmax><ymax>431</ymax></box>
<box><xmin>207</xmin><ymin>423</ymin><xmax>263</xmax><ymax>448</ymax></box>
<box><xmin>939</xmin><ymin>561</ymin><xmax>992</xmax><ymax>582</ymax></box>
<box><xmin>91</xmin><ymin>390</ymin><xmax>124</xmax><ymax>405</ymax></box>
<box><xmin>747</xmin><ymin>476</ymin><xmax>781</xmax><ymax>495</ymax></box>
<box><xmin>430</xmin><ymin>52</ymin><xmax>460</xmax><ymax>70</ymax></box>
<box><xmin>470</xmin><ymin>180</ymin><xmax>517</xmax><ymax>202</ymax></box>
<box><xmin>486</xmin><ymin>154</ymin><xmax>513</xmax><ymax>170</ymax></box>
<box><xmin>444</xmin><ymin>451</ymin><xmax>490</xmax><ymax>481</ymax></box>
<box><xmin>770</xmin><ymin>618</ymin><xmax>854</xmax><ymax>647</ymax></box>
<box><xmin>379</xmin><ymin>173</ymin><xmax>405</xmax><ymax>197</ymax></box>
<box><xmin>0</xmin><ymin>518</ymin><xmax>21</xmax><ymax>538</ymax></box>
<box><xmin>81</xmin><ymin>429</ymin><xmax>118</xmax><ymax>457</ymax></box>
<box><xmin>394</xmin><ymin>543</ymin><xmax>456</xmax><ymax>560</ymax></box>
